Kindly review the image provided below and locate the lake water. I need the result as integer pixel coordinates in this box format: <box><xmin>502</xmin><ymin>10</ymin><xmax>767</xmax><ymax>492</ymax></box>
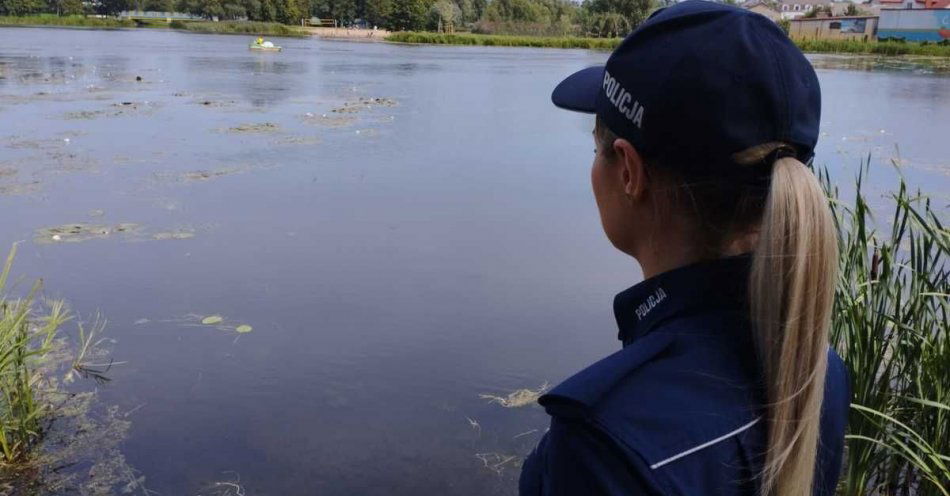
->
<box><xmin>0</xmin><ymin>27</ymin><xmax>947</xmax><ymax>495</ymax></box>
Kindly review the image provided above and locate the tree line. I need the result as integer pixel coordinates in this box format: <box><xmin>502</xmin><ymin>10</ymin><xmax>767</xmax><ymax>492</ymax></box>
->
<box><xmin>1</xmin><ymin>0</ymin><xmax>663</xmax><ymax>37</ymax></box>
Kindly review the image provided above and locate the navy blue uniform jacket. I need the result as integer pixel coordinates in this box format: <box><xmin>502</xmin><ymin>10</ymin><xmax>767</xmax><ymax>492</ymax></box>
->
<box><xmin>519</xmin><ymin>256</ymin><xmax>850</xmax><ymax>495</ymax></box>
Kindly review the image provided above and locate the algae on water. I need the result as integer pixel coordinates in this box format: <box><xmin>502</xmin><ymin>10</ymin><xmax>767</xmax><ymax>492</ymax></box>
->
<box><xmin>62</xmin><ymin>101</ymin><xmax>162</xmax><ymax>120</ymax></box>
<box><xmin>272</xmin><ymin>135</ymin><xmax>322</xmax><ymax>146</ymax></box>
<box><xmin>329</xmin><ymin>97</ymin><xmax>398</xmax><ymax>114</ymax></box>
<box><xmin>35</xmin><ymin>223</ymin><xmax>198</xmax><ymax>244</ymax></box>
<box><xmin>153</xmin><ymin>165</ymin><xmax>263</xmax><ymax>184</ymax></box>
<box><xmin>224</xmin><ymin>122</ymin><xmax>280</xmax><ymax>134</ymax></box>
<box><xmin>301</xmin><ymin>113</ymin><xmax>357</xmax><ymax>128</ymax></box>
<box><xmin>479</xmin><ymin>383</ymin><xmax>549</xmax><ymax>408</ymax></box>
<box><xmin>35</xmin><ymin>223</ymin><xmax>141</xmax><ymax>244</ymax></box>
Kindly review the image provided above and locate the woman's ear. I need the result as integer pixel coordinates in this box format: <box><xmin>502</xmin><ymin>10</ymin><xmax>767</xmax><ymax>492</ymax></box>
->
<box><xmin>612</xmin><ymin>139</ymin><xmax>648</xmax><ymax>201</ymax></box>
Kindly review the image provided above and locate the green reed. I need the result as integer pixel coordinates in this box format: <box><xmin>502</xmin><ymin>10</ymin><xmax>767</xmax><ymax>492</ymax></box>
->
<box><xmin>0</xmin><ymin>244</ymin><xmax>69</xmax><ymax>465</ymax></box>
<box><xmin>796</xmin><ymin>39</ymin><xmax>950</xmax><ymax>57</ymax></box>
<box><xmin>820</xmin><ymin>160</ymin><xmax>949</xmax><ymax>495</ymax></box>
<box><xmin>386</xmin><ymin>31</ymin><xmax>621</xmax><ymax>49</ymax></box>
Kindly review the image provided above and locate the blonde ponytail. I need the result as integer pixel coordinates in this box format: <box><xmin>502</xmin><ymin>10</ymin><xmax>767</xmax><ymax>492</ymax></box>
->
<box><xmin>751</xmin><ymin>157</ymin><xmax>838</xmax><ymax>496</ymax></box>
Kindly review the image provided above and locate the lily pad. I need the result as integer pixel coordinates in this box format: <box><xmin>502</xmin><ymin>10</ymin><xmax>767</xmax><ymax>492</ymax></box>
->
<box><xmin>235</xmin><ymin>325</ymin><xmax>253</xmax><ymax>334</ymax></box>
<box><xmin>201</xmin><ymin>315</ymin><xmax>223</xmax><ymax>325</ymax></box>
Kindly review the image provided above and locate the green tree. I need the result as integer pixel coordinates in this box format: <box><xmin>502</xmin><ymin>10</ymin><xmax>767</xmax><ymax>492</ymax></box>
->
<box><xmin>242</xmin><ymin>0</ymin><xmax>260</xmax><ymax>18</ymax></box>
<box><xmin>336</xmin><ymin>0</ymin><xmax>357</xmax><ymax>23</ymax></box>
<box><xmin>584</xmin><ymin>11</ymin><xmax>628</xmax><ymax>36</ymax></box>
<box><xmin>144</xmin><ymin>0</ymin><xmax>174</xmax><ymax>10</ymax></box>
<box><xmin>177</xmin><ymin>0</ymin><xmax>225</xmax><ymax>17</ymax></box>
<box><xmin>387</xmin><ymin>0</ymin><xmax>427</xmax><ymax>29</ymax></box>
<box><xmin>95</xmin><ymin>0</ymin><xmax>129</xmax><ymax>15</ymax></box>
<box><xmin>310</xmin><ymin>0</ymin><xmax>329</xmax><ymax>17</ymax></box>
<box><xmin>47</xmin><ymin>0</ymin><xmax>84</xmax><ymax>14</ymax></box>
<box><xmin>484</xmin><ymin>0</ymin><xmax>547</xmax><ymax>23</ymax></box>
<box><xmin>583</xmin><ymin>0</ymin><xmax>652</xmax><ymax>29</ymax></box>
<box><xmin>274</xmin><ymin>0</ymin><xmax>300</xmax><ymax>23</ymax></box>
<box><xmin>222</xmin><ymin>2</ymin><xmax>247</xmax><ymax>18</ymax></box>
<box><xmin>206</xmin><ymin>0</ymin><xmax>225</xmax><ymax>17</ymax></box>
<box><xmin>428</xmin><ymin>0</ymin><xmax>459</xmax><ymax>30</ymax></box>
<box><xmin>844</xmin><ymin>2</ymin><xmax>858</xmax><ymax>16</ymax></box>
<box><xmin>0</xmin><ymin>0</ymin><xmax>45</xmax><ymax>14</ymax></box>
<box><xmin>455</xmin><ymin>0</ymin><xmax>474</xmax><ymax>23</ymax></box>
<box><xmin>311</xmin><ymin>0</ymin><xmax>357</xmax><ymax>23</ymax></box>
<box><xmin>364</xmin><ymin>0</ymin><xmax>391</xmax><ymax>26</ymax></box>
<box><xmin>468</xmin><ymin>0</ymin><xmax>485</xmax><ymax>19</ymax></box>
<box><xmin>803</xmin><ymin>3</ymin><xmax>831</xmax><ymax>17</ymax></box>
<box><xmin>258</xmin><ymin>0</ymin><xmax>276</xmax><ymax>20</ymax></box>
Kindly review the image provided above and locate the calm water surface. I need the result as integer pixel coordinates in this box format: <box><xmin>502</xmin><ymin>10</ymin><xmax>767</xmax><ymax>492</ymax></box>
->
<box><xmin>0</xmin><ymin>27</ymin><xmax>947</xmax><ymax>495</ymax></box>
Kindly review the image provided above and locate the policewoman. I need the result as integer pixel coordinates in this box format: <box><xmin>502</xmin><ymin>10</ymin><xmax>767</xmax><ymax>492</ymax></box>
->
<box><xmin>519</xmin><ymin>2</ymin><xmax>850</xmax><ymax>495</ymax></box>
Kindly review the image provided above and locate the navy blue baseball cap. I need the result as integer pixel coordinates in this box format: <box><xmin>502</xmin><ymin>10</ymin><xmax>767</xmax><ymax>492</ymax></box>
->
<box><xmin>552</xmin><ymin>0</ymin><xmax>821</xmax><ymax>172</ymax></box>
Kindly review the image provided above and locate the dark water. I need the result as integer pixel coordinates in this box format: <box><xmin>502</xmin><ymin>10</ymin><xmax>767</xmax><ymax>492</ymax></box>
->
<box><xmin>0</xmin><ymin>27</ymin><xmax>947</xmax><ymax>495</ymax></box>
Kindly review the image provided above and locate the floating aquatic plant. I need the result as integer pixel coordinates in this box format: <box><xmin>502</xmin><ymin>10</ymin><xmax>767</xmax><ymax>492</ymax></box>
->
<box><xmin>201</xmin><ymin>315</ymin><xmax>224</xmax><ymax>325</ymax></box>
<box><xmin>479</xmin><ymin>383</ymin><xmax>549</xmax><ymax>409</ymax></box>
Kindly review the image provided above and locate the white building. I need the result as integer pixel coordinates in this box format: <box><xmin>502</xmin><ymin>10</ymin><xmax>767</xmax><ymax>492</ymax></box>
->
<box><xmin>766</xmin><ymin>0</ymin><xmax>870</xmax><ymax>19</ymax></box>
<box><xmin>866</xmin><ymin>0</ymin><xmax>950</xmax><ymax>9</ymax></box>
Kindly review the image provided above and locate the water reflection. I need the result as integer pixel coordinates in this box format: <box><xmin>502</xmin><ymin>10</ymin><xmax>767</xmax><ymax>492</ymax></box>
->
<box><xmin>320</xmin><ymin>61</ymin><xmax>441</xmax><ymax>75</ymax></box>
<box><xmin>808</xmin><ymin>54</ymin><xmax>950</xmax><ymax>74</ymax></box>
<box><xmin>184</xmin><ymin>55</ymin><xmax>309</xmax><ymax>106</ymax></box>
<box><xmin>94</xmin><ymin>55</ymin><xmax>132</xmax><ymax>82</ymax></box>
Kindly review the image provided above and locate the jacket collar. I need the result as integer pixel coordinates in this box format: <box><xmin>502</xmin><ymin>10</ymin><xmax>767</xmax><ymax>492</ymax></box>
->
<box><xmin>615</xmin><ymin>255</ymin><xmax>752</xmax><ymax>346</ymax></box>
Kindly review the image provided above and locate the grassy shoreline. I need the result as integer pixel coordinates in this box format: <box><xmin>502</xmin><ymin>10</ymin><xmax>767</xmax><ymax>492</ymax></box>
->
<box><xmin>387</xmin><ymin>31</ymin><xmax>950</xmax><ymax>56</ymax></box>
<box><xmin>0</xmin><ymin>15</ymin><xmax>134</xmax><ymax>29</ymax></box>
<box><xmin>386</xmin><ymin>31</ymin><xmax>619</xmax><ymax>49</ymax></box>
<box><xmin>0</xmin><ymin>15</ymin><xmax>306</xmax><ymax>37</ymax></box>
<box><xmin>796</xmin><ymin>38</ymin><xmax>950</xmax><ymax>57</ymax></box>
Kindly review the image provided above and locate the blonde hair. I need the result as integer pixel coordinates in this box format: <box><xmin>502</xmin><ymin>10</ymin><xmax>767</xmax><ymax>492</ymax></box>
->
<box><xmin>595</xmin><ymin>120</ymin><xmax>838</xmax><ymax>496</ymax></box>
<box><xmin>751</xmin><ymin>156</ymin><xmax>837</xmax><ymax>496</ymax></box>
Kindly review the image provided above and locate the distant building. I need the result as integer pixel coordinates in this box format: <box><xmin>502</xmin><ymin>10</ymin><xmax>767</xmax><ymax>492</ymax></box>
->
<box><xmin>867</xmin><ymin>0</ymin><xmax>950</xmax><ymax>9</ymax></box>
<box><xmin>772</xmin><ymin>0</ymin><xmax>829</xmax><ymax>19</ymax></box>
<box><xmin>743</xmin><ymin>0</ymin><xmax>783</xmax><ymax>20</ymax></box>
<box><xmin>858</xmin><ymin>2</ymin><xmax>884</xmax><ymax>15</ymax></box>
<box><xmin>878</xmin><ymin>8</ymin><xmax>950</xmax><ymax>40</ymax></box>
<box><xmin>870</xmin><ymin>0</ymin><xmax>911</xmax><ymax>9</ymax></box>
<box><xmin>763</xmin><ymin>0</ymin><xmax>874</xmax><ymax>19</ymax></box>
<box><xmin>789</xmin><ymin>14</ymin><xmax>880</xmax><ymax>38</ymax></box>
<box><xmin>740</xmin><ymin>0</ymin><xmax>907</xmax><ymax>22</ymax></box>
